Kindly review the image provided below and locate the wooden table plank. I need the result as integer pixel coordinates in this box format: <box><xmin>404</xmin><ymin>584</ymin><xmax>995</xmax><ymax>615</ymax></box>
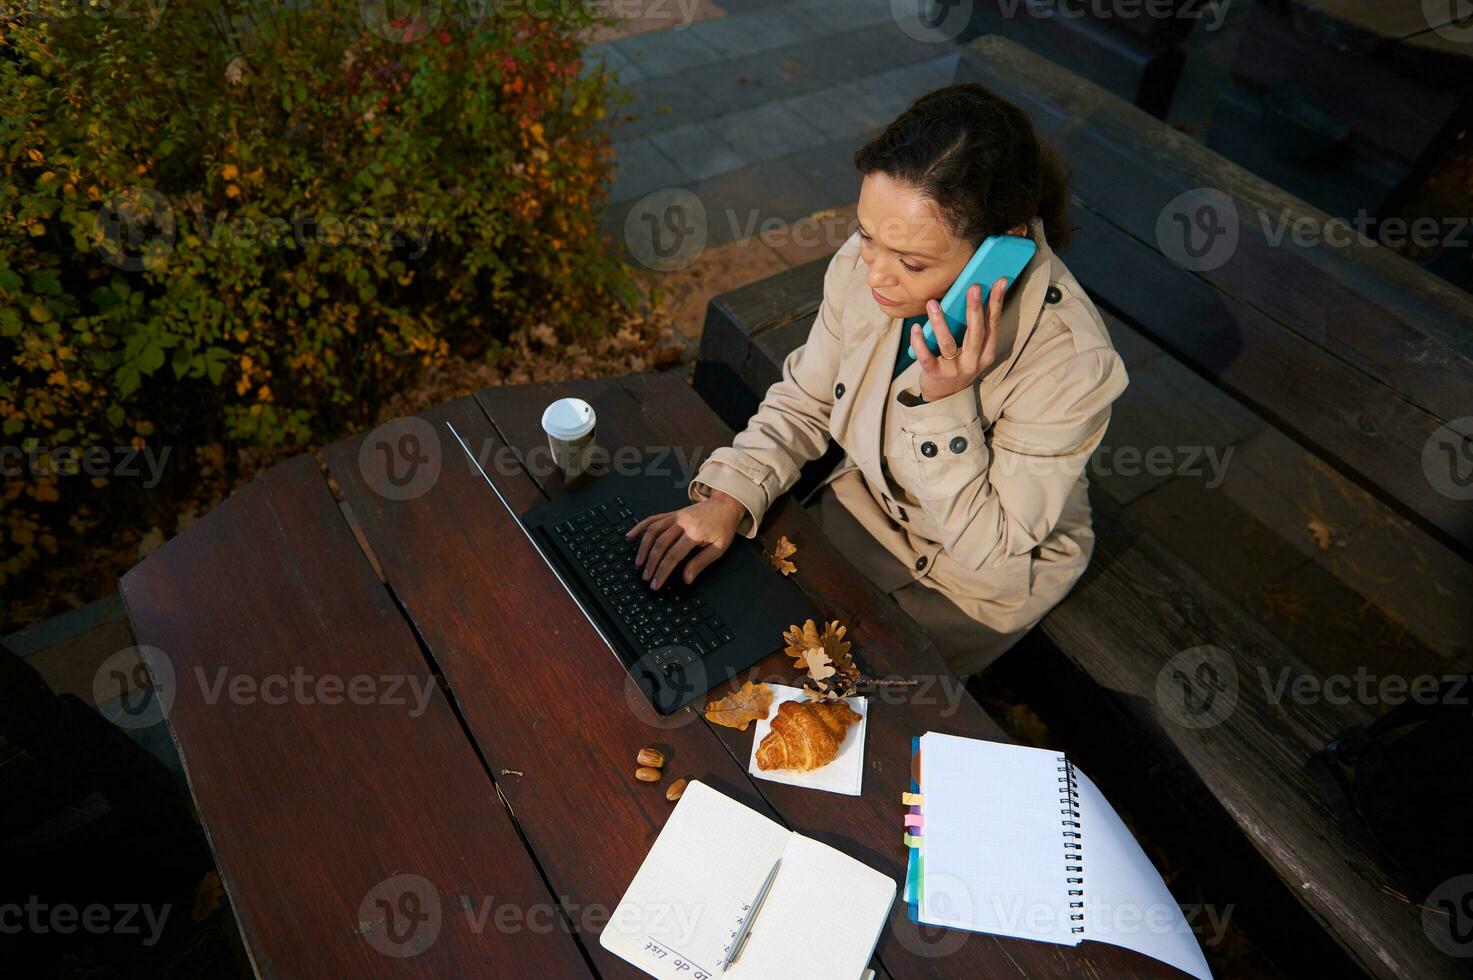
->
<box><xmin>475</xmin><ymin>374</ymin><xmax>1189</xmax><ymax>979</ymax></box>
<box><xmin>119</xmin><ymin>454</ymin><xmax>591</xmax><ymax>978</ymax></box>
<box><xmin>319</xmin><ymin>397</ymin><xmax>831</xmax><ymax>980</ymax></box>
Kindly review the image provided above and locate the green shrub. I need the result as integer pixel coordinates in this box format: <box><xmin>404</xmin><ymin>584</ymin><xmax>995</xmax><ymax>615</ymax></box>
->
<box><xmin>0</xmin><ymin>1</ymin><xmax>637</xmax><ymax>598</ymax></box>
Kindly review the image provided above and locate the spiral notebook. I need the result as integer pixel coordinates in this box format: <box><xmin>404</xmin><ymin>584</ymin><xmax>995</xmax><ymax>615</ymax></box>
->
<box><xmin>602</xmin><ymin>780</ymin><xmax>895</xmax><ymax>980</ymax></box>
<box><xmin>904</xmin><ymin>733</ymin><xmax>1212</xmax><ymax>980</ymax></box>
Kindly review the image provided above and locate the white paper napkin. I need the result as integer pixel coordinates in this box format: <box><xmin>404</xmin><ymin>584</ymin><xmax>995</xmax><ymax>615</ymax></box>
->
<box><xmin>747</xmin><ymin>684</ymin><xmax>868</xmax><ymax>796</ymax></box>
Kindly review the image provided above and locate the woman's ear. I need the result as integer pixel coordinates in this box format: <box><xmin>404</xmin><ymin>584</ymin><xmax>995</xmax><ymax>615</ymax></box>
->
<box><xmin>1007</xmin><ymin>222</ymin><xmax>1028</xmax><ymax>237</ymax></box>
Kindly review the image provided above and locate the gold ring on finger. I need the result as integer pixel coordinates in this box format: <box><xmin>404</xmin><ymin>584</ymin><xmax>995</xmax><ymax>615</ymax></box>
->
<box><xmin>941</xmin><ymin>350</ymin><xmax>960</xmax><ymax>360</ymax></box>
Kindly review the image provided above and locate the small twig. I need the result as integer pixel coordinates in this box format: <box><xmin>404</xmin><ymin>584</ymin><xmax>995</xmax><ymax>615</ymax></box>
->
<box><xmin>500</xmin><ymin>768</ymin><xmax>525</xmax><ymax>777</ymax></box>
<box><xmin>1379</xmin><ymin>883</ymin><xmax>1449</xmax><ymax>917</ymax></box>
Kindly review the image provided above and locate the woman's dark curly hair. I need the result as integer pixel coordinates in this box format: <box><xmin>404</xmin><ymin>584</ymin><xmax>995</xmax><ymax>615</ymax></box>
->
<box><xmin>853</xmin><ymin>83</ymin><xmax>1073</xmax><ymax>251</ymax></box>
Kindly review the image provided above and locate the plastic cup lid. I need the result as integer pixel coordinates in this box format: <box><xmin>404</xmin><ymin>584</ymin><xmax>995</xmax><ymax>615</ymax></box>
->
<box><xmin>541</xmin><ymin>397</ymin><xmax>596</xmax><ymax>440</ymax></box>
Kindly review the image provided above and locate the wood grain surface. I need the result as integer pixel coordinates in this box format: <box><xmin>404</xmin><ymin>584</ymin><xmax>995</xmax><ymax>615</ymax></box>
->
<box><xmin>120</xmin><ymin>454</ymin><xmax>591</xmax><ymax>978</ymax></box>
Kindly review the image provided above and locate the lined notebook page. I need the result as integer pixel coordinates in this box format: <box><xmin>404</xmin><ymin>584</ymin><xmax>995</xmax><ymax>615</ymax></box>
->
<box><xmin>918</xmin><ymin>734</ymin><xmax>1080</xmax><ymax>945</ymax></box>
<box><xmin>602</xmin><ymin>781</ymin><xmax>792</xmax><ymax>978</ymax></box>
<box><xmin>1074</xmin><ymin>769</ymin><xmax>1212</xmax><ymax>980</ymax></box>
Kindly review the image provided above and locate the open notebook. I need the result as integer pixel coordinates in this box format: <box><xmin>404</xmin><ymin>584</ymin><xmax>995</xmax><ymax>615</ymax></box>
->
<box><xmin>906</xmin><ymin>733</ymin><xmax>1212</xmax><ymax>980</ymax></box>
<box><xmin>602</xmin><ymin>780</ymin><xmax>895</xmax><ymax>980</ymax></box>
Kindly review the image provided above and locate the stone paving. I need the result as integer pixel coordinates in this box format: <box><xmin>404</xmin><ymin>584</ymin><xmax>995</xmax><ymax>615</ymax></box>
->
<box><xmin>586</xmin><ymin>0</ymin><xmax>963</xmax><ymax>342</ymax></box>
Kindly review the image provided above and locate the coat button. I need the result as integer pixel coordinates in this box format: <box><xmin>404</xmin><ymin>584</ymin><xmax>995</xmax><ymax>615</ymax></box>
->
<box><xmin>915</xmin><ymin>555</ymin><xmax>928</xmax><ymax>571</ymax></box>
<box><xmin>949</xmin><ymin>436</ymin><xmax>968</xmax><ymax>454</ymax></box>
<box><xmin>1046</xmin><ymin>285</ymin><xmax>1063</xmax><ymax>304</ymax></box>
<box><xmin>920</xmin><ymin>441</ymin><xmax>938</xmax><ymax>458</ymax></box>
<box><xmin>834</xmin><ymin>382</ymin><xmax>846</xmax><ymax>399</ymax></box>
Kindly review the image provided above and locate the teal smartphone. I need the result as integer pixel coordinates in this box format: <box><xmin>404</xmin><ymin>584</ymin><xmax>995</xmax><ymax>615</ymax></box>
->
<box><xmin>901</xmin><ymin>233</ymin><xmax>1037</xmax><ymax>369</ymax></box>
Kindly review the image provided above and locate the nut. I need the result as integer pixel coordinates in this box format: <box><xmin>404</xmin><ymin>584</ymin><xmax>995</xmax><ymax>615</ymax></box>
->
<box><xmin>635</xmin><ymin>766</ymin><xmax>663</xmax><ymax>783</ymax></box>
<box><xmin>637</xmin><ymin>747</ymin><xmax>666</xmax><ymax>768</ymax></box>
<box><xmin>666</xmin><ymin>778</ymin><xmax>688</xmax><ymax>801</ymax></box>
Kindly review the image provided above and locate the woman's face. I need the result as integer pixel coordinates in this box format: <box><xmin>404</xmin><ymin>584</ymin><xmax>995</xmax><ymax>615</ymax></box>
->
<box><xmin>855</xmin><ymin>171</ymin><xmax>1025</xmax><ymax>319</ymax></box>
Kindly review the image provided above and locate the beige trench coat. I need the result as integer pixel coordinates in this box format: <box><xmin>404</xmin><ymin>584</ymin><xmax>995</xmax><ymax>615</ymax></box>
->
<box><xmin>690</xmin><ymin>217</ymin><xmax>1129</xmax><ymax>674</ymax></box>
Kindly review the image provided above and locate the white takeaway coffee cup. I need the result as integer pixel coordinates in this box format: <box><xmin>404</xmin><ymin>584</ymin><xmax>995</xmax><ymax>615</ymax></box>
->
<box><xmin>541</xmin><ymin>397</ymin><xmax>597</xmax><ymax>477</ymax></box>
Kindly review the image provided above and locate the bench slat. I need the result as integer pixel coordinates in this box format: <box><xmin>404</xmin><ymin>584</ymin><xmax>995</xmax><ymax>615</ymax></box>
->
<box><xmin>1063</xmin><ymin>199</ymin><xmax>1468</xmax><ymax>546</ymax></box>
<box><xmin>120</xmin><ymin>454</ymin><xmax>591</xmax><ymax>978</ymax></box>
<box><xmin>1040</xmin><ymin>504</ymin><xmax>1464</xmax><ymax>980</ymax></box>
<box><xmin>954</xmin><ymin>35</ymin><xmax>1473</xmax><ymax>555</ymax></box>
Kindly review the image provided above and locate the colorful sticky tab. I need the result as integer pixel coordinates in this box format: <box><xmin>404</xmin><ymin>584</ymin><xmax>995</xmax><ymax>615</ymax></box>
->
<box><xmin>902</xmin><ymin>792</ymin><xmax>924</xmax><ymax>806</ymax></box>
<box><xmin>904</xmin><ymin>832</ymin><xmax>923</xmax><ymax>848</ymax></box>
<box><xmin>904</xmin><ymin>813</ymin><xmax>924</xmax><ymax>829</ymax></box>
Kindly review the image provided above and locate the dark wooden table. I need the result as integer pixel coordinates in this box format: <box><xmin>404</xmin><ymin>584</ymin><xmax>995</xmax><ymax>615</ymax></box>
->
<box><xmin>120</xmin><ymin>373</ymin><xmax>1189</xmax><ymax>978</ymax></box>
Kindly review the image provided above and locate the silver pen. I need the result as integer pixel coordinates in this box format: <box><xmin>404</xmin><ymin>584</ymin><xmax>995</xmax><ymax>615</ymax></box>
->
<box><xmin>721</xmin><ymin>857</ymin><xmax>781</xmax><ymax>973</ymax></box>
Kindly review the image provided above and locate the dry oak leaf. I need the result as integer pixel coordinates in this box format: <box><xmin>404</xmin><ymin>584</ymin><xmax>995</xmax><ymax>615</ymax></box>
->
<box><xmin>783</xmin><ymin>619</ymin><xmax>823</xmax><ymax>664</ymax></box>
<box><xmin>192</xmin><ymin>871</ymin><xmax>224</xmax><ymax>923</ymax></box>
<box><xmin>703</xmin><ymin>680</ymin><xmax>774</xmax><ymax>731</ymax></box>
<box><xmin>1306</xmin><ymin>517</ymin><xmax>1333</xmax><ymax>551</ymax></box>
<box><xmin>820</xmin><ymin>620</ymin><xmax>856</xmax><ymax>676</ymax></box>
<box><xmin>801</xmin><ymin>645</ymin><xmax>837</xmax><ymax>685</ymax></box>
<box><xmin>767</xmin><ymin>535</ymin><xmax>798</xmax><ymax>576</ymax></box>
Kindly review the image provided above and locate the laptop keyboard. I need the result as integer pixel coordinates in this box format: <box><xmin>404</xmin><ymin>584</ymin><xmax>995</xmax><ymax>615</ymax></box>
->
<box><xmin>552</xmin><ymin>497</ymin><xmax>734</xmax><ymax>662</ymax></box>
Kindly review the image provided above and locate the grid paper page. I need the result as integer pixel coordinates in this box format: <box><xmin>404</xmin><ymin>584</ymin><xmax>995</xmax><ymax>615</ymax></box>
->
<box><xmin>918</xmin><ymin>734</ymin><xmax>1080</xmax><ymax>946</ymax></box>
<box><xmin>1075</xmin><ymin>768</ymin><xmax>1213</xmax><ymax>980</ymax></box>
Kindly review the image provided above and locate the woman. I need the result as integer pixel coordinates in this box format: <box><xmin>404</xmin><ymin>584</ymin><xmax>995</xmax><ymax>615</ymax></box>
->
<box><xmin>627</xmin><ymin>83</ymin><xmax>1129</xmax><ymax>675</ymax></box>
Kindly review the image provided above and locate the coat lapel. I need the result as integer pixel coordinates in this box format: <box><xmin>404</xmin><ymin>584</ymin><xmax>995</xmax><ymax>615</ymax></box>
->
<box><xmin>840</xmin><ymin>296</ymin><xmax>902</xmax><ymax>499</ymax></box>
<box><xmin>982</xmin><ymin>216</ymin><xmax>1056</xmax><ymax>390</ymax></box>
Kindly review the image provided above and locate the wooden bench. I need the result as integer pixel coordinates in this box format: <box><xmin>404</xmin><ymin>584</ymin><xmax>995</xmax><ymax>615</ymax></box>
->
<box><xmin>1207</xmin><ymin>0</ymin><xmax>1473</xmax><ymax>217</ymax></box>
<box><xmin>692</xmin><ymin>34</ymin><xmax>1471</xmax><ymax>980</ymax></box>
<box><xmin>953</xmin><ymin>36</ymin><xmax>1473</xmax><ymax>558</ymax></box>
<box><xmin>957</xmin><ymin>0</ymin><xmax>1201</xmax><ymax>118</ymax></box>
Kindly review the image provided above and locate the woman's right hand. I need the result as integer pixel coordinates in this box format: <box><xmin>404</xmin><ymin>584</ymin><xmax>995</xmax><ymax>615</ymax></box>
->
<box><xmin>626</xmin><ymin>489</ymin><xmax>747</xmax><ymax>591</ymax></box>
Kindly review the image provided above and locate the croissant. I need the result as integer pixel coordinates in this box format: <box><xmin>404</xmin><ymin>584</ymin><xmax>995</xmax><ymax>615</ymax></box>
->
<box><xmin>756</xmin><ymin>699</ymin><xmax>861</xmax><ymax>772</ymax></box>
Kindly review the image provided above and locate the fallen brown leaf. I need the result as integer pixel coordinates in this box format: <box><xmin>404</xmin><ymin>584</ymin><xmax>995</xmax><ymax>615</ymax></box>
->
<box><xmin>1307</xmin><ymin>518</ymin><xmax>1333</xmax><ymax>550</ymax></box>
<box><xmin>783</xmin><ymin>619</ymin><xmax>822</xmax><ymax>663</ymax></box>
<box><xmin>767</xmin><ymin>535</ymin><xmax>798</xmax><ymax>576</ymax></box>
<box><xmin>192</xmin><ymin>871</ymin><xmax>224</xmax><ymax>922</ymax></box>
<box><xmin>820</xmin><ymin>620</ymin><xmax>855</xmax><ymax>676</ymax></box>
<box><xmin>801</xmin><ymin>645</ymin><xmax>836</xmax><ymax>684</ymax></box>
<box><xmin>703</xmin><ymin>680</ymin><xmax>773</xmax><ymax>731</ymax></box>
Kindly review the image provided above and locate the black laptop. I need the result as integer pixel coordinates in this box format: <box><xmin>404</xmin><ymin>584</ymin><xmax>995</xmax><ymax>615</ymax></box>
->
<box><xmin>448</xmin><ymin>423</ymin><xmax>816</xmax><ymax>715</ymax></box>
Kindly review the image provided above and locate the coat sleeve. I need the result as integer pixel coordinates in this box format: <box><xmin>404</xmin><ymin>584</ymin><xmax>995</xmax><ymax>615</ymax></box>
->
<box><xmin>890</xmin><ymin>333</ymin><xmax>1128</xmax><ymax>569</ymax></box>
<box><xmin>688</xmin><ymin>240</ymin><xmax>859</xmax><ymax>537</ymax></box>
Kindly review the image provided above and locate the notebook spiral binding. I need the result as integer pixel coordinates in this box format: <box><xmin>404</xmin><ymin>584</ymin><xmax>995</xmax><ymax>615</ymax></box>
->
<box><xmin>1058</xmin><ymin>757</ymin><xmax>1085</xmax><ymax>934</ymax></box>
